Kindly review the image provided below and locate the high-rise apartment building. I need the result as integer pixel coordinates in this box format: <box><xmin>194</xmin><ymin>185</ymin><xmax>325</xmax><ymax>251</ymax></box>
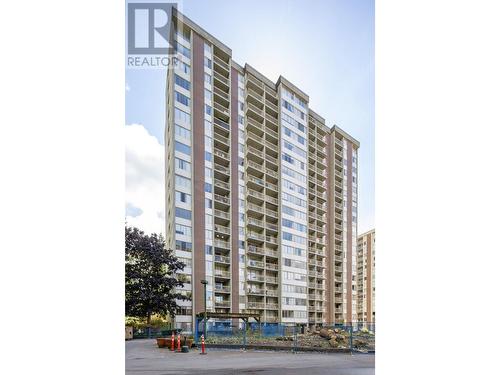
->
<box><xmin>356</xmin><ymin>229</ymin><xmax>375</xmax><ymax>325</ymax></box>
<box><xmin>165</xmin><ymin>10</ymin><xmax>359</xmax><ymax>332</ymax></box>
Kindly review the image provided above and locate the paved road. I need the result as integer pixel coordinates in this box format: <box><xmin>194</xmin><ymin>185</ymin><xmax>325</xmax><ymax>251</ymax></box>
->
<box><xmin>126</xmin><ymin>339</ymin><xmax>375</xmax><ymax>375</ymax></box>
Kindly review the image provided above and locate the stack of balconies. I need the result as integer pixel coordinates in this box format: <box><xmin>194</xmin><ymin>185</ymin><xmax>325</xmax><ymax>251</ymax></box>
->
<box><xmin>244</xmin><ymin>73</ymin><xmax>280</xmax><ymax>322</ymax></box>
<box><xmin>212</xmin><ymin>46</ymin><xmax>232</xmax><ymax>313</ymax></box>
<box><xmin>307</xmin><ymin>115</ymin><xmax>328</xmax><ymax>325</ymax></box>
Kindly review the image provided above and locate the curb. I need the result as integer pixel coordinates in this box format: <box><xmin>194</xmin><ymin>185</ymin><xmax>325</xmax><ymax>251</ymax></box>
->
<box><xmin>205</xmin><ymin>343</ymin><xmax>352</xmax><ymax>353</ymax></box>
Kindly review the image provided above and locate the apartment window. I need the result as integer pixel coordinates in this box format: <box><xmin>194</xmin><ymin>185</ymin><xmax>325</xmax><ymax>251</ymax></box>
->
<box><xmin>175</xmin><ymin>60</ymin><xmax>190</xmax><ymax>75</ymax></box>
<box><xmin>205</xmin><ymin>104</ymin><xmax>212</xmax><ymax>116</ymax></box>
<box><xmin>205</xmin><ymin>135</ymin><xmax>212</xmax><ymax>148</ymax></box>
<box><xmin>174</xmin><ymin>41</ymin><xmax>190</xmax><ymax>58</ymax></box>
<box><xmin>238</xmin><ymin>87</ymin><xmax>244</xmax><ymax>97</ymax></box>
<box><xmin>282</xmin><ymin>232</ymin><xmax>306</xmax><ymax>245</ymax></box>
<box><xmin>175</xmin><ymin>91</ymin><xmax>190</xmax><ymax>106</ymax></box>
<box><xmin>175</xmin><ymin>223</ymin><xmax>192</xmax><ymax>237</ymax></box>
<box><xmin>175</xmin><ymin>191</ymin><xmax>191</xmax><ymax>204</ymax></box>
<box><xmin>175</xmin><ymin>124</ymin><xmax>190</xmax><ymax>139</ymax></box>
<box><xmin>205</xmin><ymin>245</ymin><xmax>213</xmax><ymax>255</ymax></box>
<box><xmin>175</xmin><ymin>141</ymin><xmax>191</xmax><ymax>156</ymax></box>
<box><xmin>175</xmin><ymin>207</ymin><xmax>191</xmax><ymax>220</ymax></box>
<box><xmin>175</xmin><ymin>157</ymin><xmax>191</xmax><ymax>173</ymax></box>
<box><xmin>204</xmin><ymin>120</ymin><xmax>212</xmax><ymax>134</ymax></box>
<box><xmin>174</xmin><ymin>108</ymin><xmax>191</xmax><ymax>124</ymax></box>
<box><xmin>283</xmin><ymin>258</ymin><xmax>306</xmax><ymax>269</ymax></box>
<box><xmin>174</xmin><ymin>74</ymin><xmax>190</xmax><ymax>90</ymax></box>
<box><xmin>204</xmin><ymin>183</ymin><xmax>212</xmax><ymax>193</ymax></box>
<box><xmin>175</xmin><ymin>175</ymin><xmax>190</xmax><ymax>189</ymax></box>
<box><xmin>205</xmin><ymin>167</ymin><xmax>212</xmax><ymax>178</ymax></box>
<box><xmin>238</xmin><ymin>115</ymin><xmax>244</xmax><ymax>124</ymax></box>
<box><xmin>205</xmin><ymin>151</ymin><xmax>212</xmax><ymax>162</ymax></box>
<box><xmin>204</xmin><ymin>73</ymin><xmax>211</xmax><ymax>84</ymax></box>
<box><xmin>238</xmin><ymin>74</ymin><xmax>244</xmax><ymax>84</ymax></box>
<box><xmin>175</xmin><ymin>240</ymin><xmax>192</xmax><ymax>252</ymax></box>
<box><xmin>205</xmin><ymin>198</ymin><xmax>212</xmax><ymax>209</ymax></box>
<box><xmin>204</xmin><ymin>89</ymin><xmax>212</xmax><ymax>101</ymax></box>
<box><xmin>204</xmin><ymin>42</ymin><xmax>211</xmax><ymax>54</ymax></box>
<box><xmin>204</xmin><ymin>57</ymin><xmax>212</xmax><ymax>69</ymax></box>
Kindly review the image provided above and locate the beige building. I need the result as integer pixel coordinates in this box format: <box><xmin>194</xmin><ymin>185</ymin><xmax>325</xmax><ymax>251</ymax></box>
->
<box><xmin>356</xmin><ymin>229</ymin><xmax>375</xmax><ymax>325</ymax></box>
<box><xmin>165</xmin><ymin>10</ymin><xmax>360</xmax><ymax>332</ymax></box>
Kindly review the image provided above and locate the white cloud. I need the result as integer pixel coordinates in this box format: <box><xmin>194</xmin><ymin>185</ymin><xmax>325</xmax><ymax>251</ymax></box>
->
<box><xmin>125</xmin><ymin>124</ymin><xmax>164</xmax><ymax>235</ymax></box>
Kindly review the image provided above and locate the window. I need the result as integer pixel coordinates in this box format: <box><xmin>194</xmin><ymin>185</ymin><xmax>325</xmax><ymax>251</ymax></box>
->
<box><xmin>174</xmin><ymin>74</ymin><xmax>190</xmax><ymax>90</ymax></box>
<box><xmin>204</xmin><ymin>183</ymin><xmax>212</xmax><ymax>193</ymax></box>
<box><xmin>174</xmin><ymin>41</ymin><xmax>190</xmax><ymax>58</ymax></box>
<box><xmin>175</xmin><ymin>91</ymin><xmax>190</xmax><ymax>106</ymax></box>
<box><xmin>205</xmin><ymin>167</ymin><xmax>212</xmax><ymax>178</ymax></box>
<box><xmin>282</xmin><ymin>232</ymin><xmax>306</xmax><ymax>245</ymax></box>
<box><xmin>175</xmin><ymin>240</ymin><xmax>192</xmax><ymax>252</ymax></box>
<box><xmin>175</xmin><ymin>141</ymin><xmax>191</xmax><ymax>156</ymax></box>
<box><xmin>204</xmin><ymin>73</ymin><xmax>212</xmax><ymax>84</ymax></box>
<box><xmin>175</xmin><ymin>174</ymin><xmax>190</xmax><ymax>189</ymax></box>
<box><xmin>204</xmin><ymin>57</ymin><xmax>212</xmax><ymax>68</ymax></box>
<box><xmin>205</xmin><ymin>198</ymin><xmax>212</xmax><ymax>209</ymax></box>
<box><xmin>175</xmin><ymin>207</ymin><xmax>191</xmax><ymax>220</ymax></box>
<box><xmin>205</xmin><ymin>245</ymin><xmax>213</xmax><ymax>255</ymax></box>
<box><xmin>283</xmin><ymin>258</ymin><xmax>306</xmax><ymax>269</ymax></box>
<box><xmin>205</xmin><ymin>104</ymin><xmax>212</xmax><ymax>116</ymax></box>
<box><xmin>204</xmin><ymin>42</ymin><xmax>211</xmax><ymax>54</ymax></box>
<box><xmin>204</xmin><ymin>120</ymin><xmax>212</xmax><ymax>134</ymax></box>
<box><xmin>175</xmin><ymin>60</ymin><xmax>190</xmax><ymax>75</ymax></box>
<box><xmin>175</xmin><ymin>157</ymin><xmax>191</xmax><ymax>173</ymax></box>
<box><xmin>282</xmin><ymin>205</ymin><xmax>307</xmax><ymax>221</ymax></box>
<box><xmin>175</xmin><ymin>124</ymin><xmax>190</xmax><ymax>140</ymax></box>
<box><xmin>174</xmin><ymin>108</ymin><xmax>190</xmax><ymax>123</ymax></box>
<box><xmin>205</xmin><ymin>89</ymin><xmax>212</xmax><ymax>101</ymax></box>
<box><xmin>238</xmin><ymin>88</ymin><xmax>244</xmax><ymax>97</ymax></box>
<box><xmin>283</xmin><ymin>245</ymin><xmax>305</xmax><ymax>257</ymax></box>
<box><xmin>205</xmin><ymin>151</ymin><xmax>212</xmax><ymax>162</ymax></box>
<box><xmin>175</xmin><ymin>223</ymin><xmax>192</xmax><ymax>237</ymax></box>
<box><xmin>175</xmin><ymin>191</ymin><xmax>191</xmax><ymax>204</ymax></box>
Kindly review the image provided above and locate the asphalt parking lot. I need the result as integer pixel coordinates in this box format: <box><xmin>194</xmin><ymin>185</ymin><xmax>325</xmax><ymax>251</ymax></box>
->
<box><xmin>126</xmin><ymin>339</ymin><xmax>375</xmax><ymax>375</ymax></box>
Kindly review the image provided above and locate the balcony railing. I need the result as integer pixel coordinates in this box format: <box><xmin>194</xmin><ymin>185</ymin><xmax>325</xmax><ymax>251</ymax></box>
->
<box><xmin>214</xmin><ymin>254</ymin><xmax>230</xmax><ymax>264</ymax></box>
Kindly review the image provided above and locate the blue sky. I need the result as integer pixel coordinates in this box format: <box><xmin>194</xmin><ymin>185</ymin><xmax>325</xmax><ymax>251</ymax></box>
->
<box><xmin>126</xmin><ymin>0</ymin><xmax>374</xmax><ymax>234</ymax></box>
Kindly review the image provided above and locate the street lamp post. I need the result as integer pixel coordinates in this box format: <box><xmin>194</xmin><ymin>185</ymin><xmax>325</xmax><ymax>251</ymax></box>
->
<box><xmin>201</xmin><ymin>279</ymin><xmax>208</xmax><ymax>338</ymax></box>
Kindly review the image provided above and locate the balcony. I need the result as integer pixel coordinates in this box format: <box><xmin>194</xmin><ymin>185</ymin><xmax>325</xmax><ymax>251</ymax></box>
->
<box><xmin>214</xmin><ymin>209</ymin><xmax>230</xmax><ymax>220</ymax></box>
<box><xmin>265</xmin><ymin>263</ymin><xmax>278</xmax><ymax>270</ymax></box>
<box><xmin>264</xmin><ymin>276</ymin><xmax>277</xmax><ymax>284</ymax></box>
<box><xmin>264</xmin><ymin>248</ymin><xmax>278</xmax><ymax>258</ymax></box>
<box><xmin>265</xmin><ymin>289</ymin><xmax>279</xmax><ymax>297</ymax></box>
<box><xmin>247</xmin><ymin>288</ymin><xmax>265</xmax><ymax>295</ymax></box>
<box><xmin>215</xmin><ymin>300</ymin><xmax>231</xmax><ymax>308</ymax></box>
<box><xmin>248</xmin><ymin>231</ymin><xmax>265</xmax><ymax>242</ymax></box>
<box><xmin>214</xmin><ymin>285</ymin><xmax>231</xmax><ymax>293</ymax></box>
<box><xmin>214</xmin><ymin>194</ymin><xmax>230</xmax><ymax>206</ymax></box>
<box><xmin>265</xmin><ymin>303</ymin><xmax>279</xmax><ymax>310</ymax></box>
<box><xmin>247</xmin><ymin>302</ymin><xmax>265</xmax><ymax>309</ymax></box>
<box><xmin>214</xmin><ymin>270</ymin><xmax>231</xmax><ymax>278</ymax></box>
<box><xmin>247</xmin><ymin>259</ymin><xmax>264</xmax><ymax>269</ymax></box>
<box><xmin>214</xmin><ymin>254</ymin><xmax>230</xmax><ymax>264</ymax></box>
<box><xmin>247</xmin><ymin>217</ymin><xmax>264</xmax><ymax>229</ymax></box>
<box><xmin>214</xmin><ymin>239</ymin><xmax>230</xmax><ymax>249</ymax></box>
<box><xmin>247</xmin><ymin>245</ymin><xmax>265</xmax><ymax>255</ymax></box>
<box><xmin>247</xmin><ymin>274</ymin><xmax>265</xmax><ymax>282</ymax></box>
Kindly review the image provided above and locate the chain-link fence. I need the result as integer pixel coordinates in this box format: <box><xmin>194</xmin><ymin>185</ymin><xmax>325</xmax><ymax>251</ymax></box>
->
<box><xmin>195</xmin><ymin>321</ymin><xmax>375</xmax><ymax>353</ymax></box>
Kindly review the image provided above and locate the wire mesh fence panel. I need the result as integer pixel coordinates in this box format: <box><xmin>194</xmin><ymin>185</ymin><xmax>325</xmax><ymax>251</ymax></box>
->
<box><xmin>196</xmin><ymin>320</ymin><xmax>375</xmax><ymax>352</ymax></box>
<box><xmin>351</xmin><ymin>323</ymin><xmax>375</xmax><ymax>352</ymax></box>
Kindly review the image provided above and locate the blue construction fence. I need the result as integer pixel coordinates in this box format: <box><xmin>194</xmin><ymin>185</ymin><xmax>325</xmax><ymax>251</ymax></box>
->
<box><xmin>194</xmin><ymin>319</ymin><xmax>375</xmax><ymax>352</ymax></box>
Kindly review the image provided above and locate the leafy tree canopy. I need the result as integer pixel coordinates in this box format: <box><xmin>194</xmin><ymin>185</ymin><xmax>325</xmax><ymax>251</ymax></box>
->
<box><xmin>125</xmin><ymin>226</ymin><xmax>189</xmax><ymax>325</ymax></box>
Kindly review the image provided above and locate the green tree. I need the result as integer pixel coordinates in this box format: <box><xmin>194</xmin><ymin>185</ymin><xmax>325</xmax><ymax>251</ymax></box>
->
<box><xmin>125</xmin><ymin>226</ymin><xmax>189</xmax><ymax>326</ymax></box>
